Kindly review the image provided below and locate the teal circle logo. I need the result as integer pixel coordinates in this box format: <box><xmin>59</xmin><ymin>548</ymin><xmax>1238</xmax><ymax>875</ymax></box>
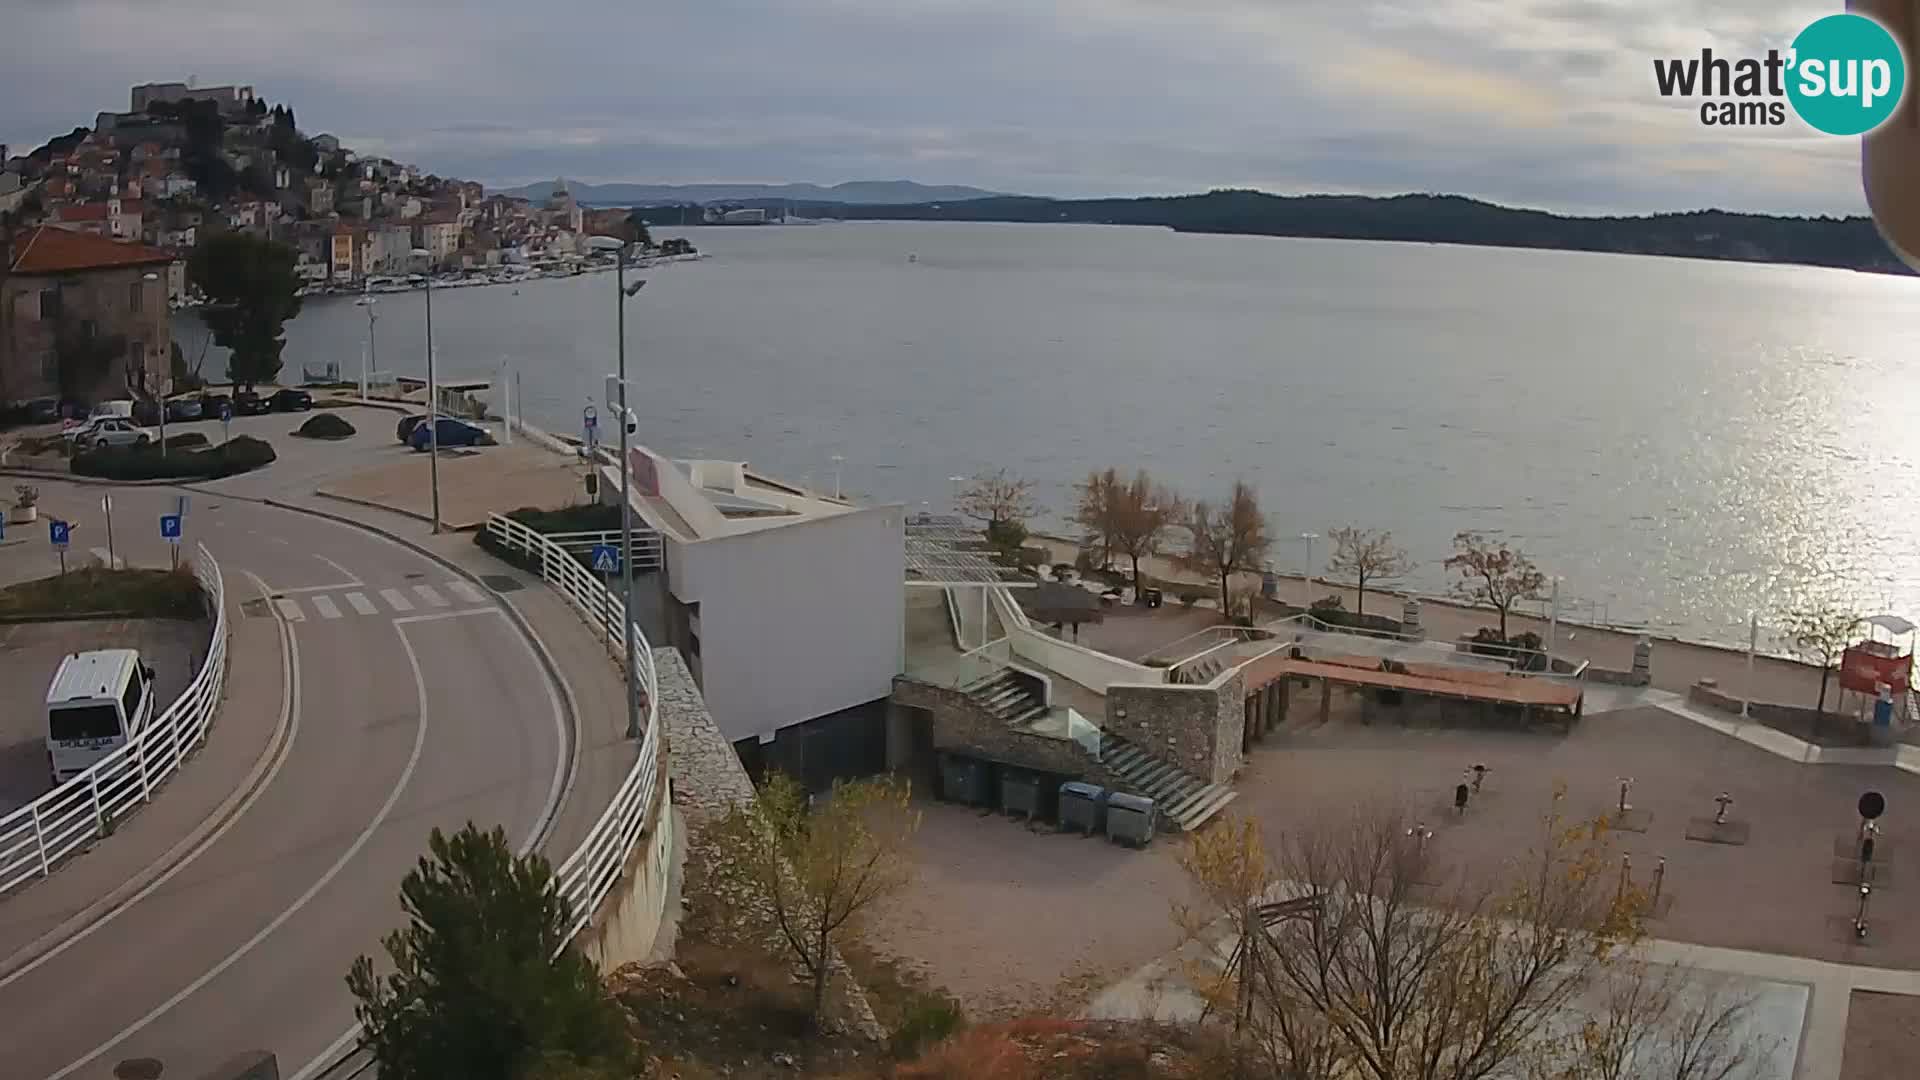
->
<box><xmin>1787</xmin><ymin>13</ymin><xmax>1907</xmax><ymax>136</ymax></box>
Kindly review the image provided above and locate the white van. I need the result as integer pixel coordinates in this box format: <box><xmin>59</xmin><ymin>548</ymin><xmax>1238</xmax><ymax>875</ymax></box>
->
<box><xmin>45</xmin><ymin>649</ymin><xmax>157</xmax><ymax>784</ymax></box>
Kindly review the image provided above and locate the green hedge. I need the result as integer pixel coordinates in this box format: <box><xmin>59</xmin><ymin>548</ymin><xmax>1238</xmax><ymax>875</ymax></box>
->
<box><xmin>73</xmin><ymin>435</ymin><xmax>277</xmax><ymax>481</ymax></box>
<box><xmin>164</xmin><ymin>432</ymin><xmax>209</xmax><ymax>450</ymax></box>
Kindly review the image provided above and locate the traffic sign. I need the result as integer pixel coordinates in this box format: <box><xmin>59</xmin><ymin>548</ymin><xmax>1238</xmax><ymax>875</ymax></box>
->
<box><xmin>49</xmin><ymin>520</ymin><xmax>70</xmax><ymax>548</ymax></box>
<box><xmin>160</xmin><ymin>514</ymin><xmax>183</xmax><ymax>541</ymax></box>
<box><xmin>218</xmin><ymin>401</ymin><xmax>234</xmax><ymax>422</ymax></box>
<box><xmin>590</xmin><ymin>544</ymin><xmax>620</xmax><ymax>574</ymax></box>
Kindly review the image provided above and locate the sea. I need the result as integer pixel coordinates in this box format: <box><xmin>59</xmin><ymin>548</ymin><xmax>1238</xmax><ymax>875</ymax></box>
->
<box><xmin>180</xmin><ymin>220</ymin><xmax>1920</xmax><ymax>647</ymax></box>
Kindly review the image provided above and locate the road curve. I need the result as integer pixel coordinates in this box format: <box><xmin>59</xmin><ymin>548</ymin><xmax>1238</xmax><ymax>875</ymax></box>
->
<box><xmin>0</xmin><ymin>487</ymin><xmax>568</xmax><ymax>1080</ymax></box>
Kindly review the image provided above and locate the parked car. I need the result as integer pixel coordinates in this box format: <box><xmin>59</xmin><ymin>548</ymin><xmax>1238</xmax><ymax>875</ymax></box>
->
<box><xmin>26</xmin><ymin>398</ymin><xmax>61</xmax><ymax>424</ymax></box>
<box><xmin>396</xmin><ymin>413</ymin><xmax>429</xmax><ymax>444</ymax></box>
<box><xmin>90</xmin><ymin>399</ymin><xmax>135</xmax><ymax>420</ymax></box>
<box><xmin>132</xmin><ymin>400</ymin><xmax>162</xmax><ymax>426</ymax></box>
<box><xmin>270</xmin><ymin>388</ymin><xmax>314</xmax><ymax>412</ymax></box>
<box><xmin>233</xmin><ymin>390</ymin><xmax>272</xmax><ymax>416</ymax></box>
<box><xmin>166</xmin><ymin>397</ymin><xmax>204</xmax><ymax>422</ymax></box>
<box><xmin>196</xmin><ymin>392</ymin><xmax>231</xmax><ymax>418</ymax></box>
<box><xmin>408</xmin><ymin>417</ymin><xmax>494</xmax><ymax>451</ymax></box>
<box><xmin>71</xmin><ymin>417</ymin><xmax>158</xmax><ymax>450</ymax></box>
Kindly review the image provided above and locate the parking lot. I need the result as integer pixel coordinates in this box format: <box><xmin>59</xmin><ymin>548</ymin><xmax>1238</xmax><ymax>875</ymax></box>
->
<box><xmin>0</xmin><ymin>618</ymin><xmax>209</xmax><ymax>814</ymax></box>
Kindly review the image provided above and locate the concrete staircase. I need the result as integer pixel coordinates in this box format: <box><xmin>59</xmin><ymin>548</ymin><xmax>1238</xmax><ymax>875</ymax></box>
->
<box><xmin>964</xmin><ymin>670</ymin><xmax>1050</xmax><ymax>728</ymax></box>
<box><xmin>1098</xmin><ymin>733</ymin><xmax>1237</xmax><ymax>831</ymax></box>
<box><xmin>1172</xmin><ymin>655</ymin><xmax>1228</xmax><ymax>684</ymax></box>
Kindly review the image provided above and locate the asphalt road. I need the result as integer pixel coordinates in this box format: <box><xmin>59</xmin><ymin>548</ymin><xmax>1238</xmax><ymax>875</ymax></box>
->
<box><xmin>0</xmin><ymin>481</ymin><xmax>568</xmax><ymax>1080</ymax></box>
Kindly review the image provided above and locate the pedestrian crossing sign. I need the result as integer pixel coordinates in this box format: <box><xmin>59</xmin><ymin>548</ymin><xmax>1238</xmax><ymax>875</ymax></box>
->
<box><xmin>591</xmin><ymin>544</ymin><xmax>620</xmax><ymax>573</ymax></box>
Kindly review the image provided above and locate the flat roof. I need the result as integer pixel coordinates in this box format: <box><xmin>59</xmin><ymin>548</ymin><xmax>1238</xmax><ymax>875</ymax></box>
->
<box><xmin>1242</xmin><ymin>652</ymin><xmax>1582</xmax><ymax>711</ymax></box>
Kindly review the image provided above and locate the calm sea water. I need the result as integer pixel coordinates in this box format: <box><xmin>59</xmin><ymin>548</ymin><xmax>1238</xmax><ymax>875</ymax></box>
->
<box><xmin>199</xmin><ymin>221</ymin><xmax>1920</xmax><ymax>644</ymax></box>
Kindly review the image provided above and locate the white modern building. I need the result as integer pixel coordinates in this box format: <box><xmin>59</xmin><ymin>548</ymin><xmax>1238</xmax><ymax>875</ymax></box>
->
<box><xmin>601</xmin><ymin>443</ymin><xmax>906</xmax><ymax>779</ymax></box>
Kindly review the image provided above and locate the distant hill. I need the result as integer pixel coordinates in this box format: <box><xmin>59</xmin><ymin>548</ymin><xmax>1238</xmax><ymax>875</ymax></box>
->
<box><xmin>811</xmin><ymin>190</ymin><xmax>1908</xmax><ymax>274</ymax></box>
<box><xmin>497</xmin><ymin>179</ymin><xmax>1008</xmax><ymax>206</ymax></box>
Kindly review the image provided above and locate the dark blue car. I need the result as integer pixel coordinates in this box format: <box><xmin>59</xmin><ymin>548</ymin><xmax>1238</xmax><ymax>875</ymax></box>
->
<box><xmin>408</xmin><ymin>417</ymin><xmax>493</xmax><ymax>451</ymax></box>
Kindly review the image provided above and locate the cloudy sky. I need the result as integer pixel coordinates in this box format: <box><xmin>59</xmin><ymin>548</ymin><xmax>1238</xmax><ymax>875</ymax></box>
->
<box><xmin>0</xmin><ymin>0</ymin><xmax>1867</xmax><ymax>214</ymax></box>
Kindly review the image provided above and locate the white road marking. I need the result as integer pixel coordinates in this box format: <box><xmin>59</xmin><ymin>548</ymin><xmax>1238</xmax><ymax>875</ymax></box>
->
<box><xmin>393</xmin><ymin>608</ymin><xmax>502</xmax><ymax>625</ymax></box>
<box><xmin>312</xmin><ymin>553</ymin><xmax>360</xmax><ymax>584</ymax></box>
<box><xmin>447</xmin><ymin>580</ymin><xmax>486</xmax><ymax>605</ymax></box>
<box><xmin>310</xmin><ymin>595</ymin><xmax>342</xmax><ymax>620</ymax></box>
<box><xmin>275</xmin><ymin>583</ymin><xmax>360</xmax><ymax>595</ymax></box>
<box><xmin>412</xmin><ymin>584</ymin><xmax>450</xmax><ymax>608</ymax></box>
<box><xmin>0</xmin><ymin>569</ymin><xmax>302</xmax><ymax>992</ymax></box>
<box><xmin>344</xmin><ymin>592</ymin><xmax>378</xmax><ymax>616</ymax></box>
<box><xmin>49</xmin><ymin>617</ymin><xmax>432</xmax><ymax>1080</ymax></box>
<box><xmin>274</xmin><ymin>597</ymin><xmax>305</xmax><ymax>622</ymax></box>
<box><xmin>379</xmin><ymin>588</ymin><xmax>413</xmax><ymax>612</ymax></box>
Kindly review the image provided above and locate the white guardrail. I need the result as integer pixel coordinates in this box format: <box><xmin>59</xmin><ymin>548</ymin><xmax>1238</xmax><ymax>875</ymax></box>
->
<box><xmin>0</xmin><ymin>542</ymin><xmax>228</xmax><ymax>896</ymax></box>
<box><xmin>484</xmin><ymin>513</ymin><xmax>666</xmax><ymax>941</ymax></box>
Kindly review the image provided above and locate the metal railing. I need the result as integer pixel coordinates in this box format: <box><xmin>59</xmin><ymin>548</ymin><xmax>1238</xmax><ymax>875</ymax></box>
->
<box><xmin>543</xmin><ymin>529</ymin><xmax>664</xmax><ymax>572</ymax></box>
<box><xmin>0</xmin><ymin>543</ymin><xmax>227</xmax><ymax>896</ymax></box>
<box><xmin>484</xmin><ymin>512</ymin><xmax>666</xmax><ymax>940</ymax></box>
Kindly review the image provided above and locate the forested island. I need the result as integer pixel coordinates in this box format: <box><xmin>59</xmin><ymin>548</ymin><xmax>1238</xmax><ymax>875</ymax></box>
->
<box><xmin>793</xmin><ymin>191</ymin><xmax>1907</xmax><ymax>274</ymax></box>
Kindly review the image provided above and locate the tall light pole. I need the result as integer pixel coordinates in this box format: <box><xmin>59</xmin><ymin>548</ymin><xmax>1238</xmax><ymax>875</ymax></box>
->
<box><xmin>589</xmin><ymin>234</ymin><xmax>648</xmax><ymax>739</ymax></box>
<box><xmin>139</xmin><ymin>272</ymin><xmax>167</xmax><ymax>454</ymax></box>
<box><xmin>1299</xmin><ymin>531</ymin><xmax>1319</xmax><ymax>608</ymax></box>
<box><xmin>355</xmin><ymin>291</ymin><xmax>378</xmax><ymax>402</ymax></box>
<box><xmin>410</xmin><ymin>249</ymin><xmax>440</xmax><ymax>533</ymax></box>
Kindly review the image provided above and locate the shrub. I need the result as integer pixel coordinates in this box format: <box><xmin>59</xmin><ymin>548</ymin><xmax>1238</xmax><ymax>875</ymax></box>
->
<box><xmin>985</xmin><ymin>518</ymin><xmax>1028</xmax><ymax>556</ymax></box>
<box><xmin>1178</xmin><ymin>588</ymin><xmax>1205</xmax><ymax>607</ymax></box>
<box><xmin>72</xmin><ymin>435</ymin><xmax>276</xmax><ymax>481</ymax></box>
<box><xmin>890</xmin><ymin>994</ymin><xmax>966</xmax><ymax>1058</ymax></box>
<box><xmin>1052</xmin><ymin>562</ymin><xmax>1075</xmax><ymax>579</ymax></box>
<box><xmin>1310</xmin><ymin>593</ymin><xmax>1346</xmax><ymax>615</ymax></box>
<box><xmin>295</xmin><ymin>412</ymin><xmax>356</xmax><ymax>440</ymax></box>
<box><xmin>163</xmin><ymin>432</ymin><xmax>209</xmax><ymax>450</ymax></box>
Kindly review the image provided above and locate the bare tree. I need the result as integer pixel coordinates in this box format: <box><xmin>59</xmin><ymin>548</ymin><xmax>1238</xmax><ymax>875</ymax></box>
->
<box><xmin>1325</xmin><ymin>526</ymin><xmax>1414</xmax><ymax>618</ymax></box>
<box><xmin>1542</xmin><ymin>960</ymin><xmax>1770</xmax><ymax>1080</ymax></box>
<box><xmin>1444</xmin><ymin>530</ymin><xmax>1546</xmax><ymax>640</ymax></box>
<box><xmin>1182</xmin><ymin>481</ymin><xmax>1271</xmax><ymax>615</ymax></box>
<box><xmin>957</xmin><ymin>467</ymin><xmax>1036</xmax><ymax>527</ymax></box>
<box><xmin>1210</xmin><ymin>802</ymin><xmax>1640</xmax><ymax>1080</ymax></box>
<box><xmin>1071</xmin><ymin>468</ymin><xmax>1120</xmax><ymax>569</ymax></box>
<box><xmin>1112</xmin><ymin>470</ymin><xmax>1185</xmax><ymax>595</ymax></box>
<box><xmin>1781</xmin><ymin>600</ymin><xmax>1862</xmax><ymax>717</ymax></box>
<box><xmin>707</xmin><ymin>773</ymin><xmax>919</xmax><ymax>1029</ymax></box>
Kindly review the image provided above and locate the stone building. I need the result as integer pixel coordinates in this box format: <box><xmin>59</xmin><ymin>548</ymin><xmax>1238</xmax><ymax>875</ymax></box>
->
<box><xmin>2</xmin><ymin>226</ymin><xmax>177</xmax><ymax>405</ymax></box>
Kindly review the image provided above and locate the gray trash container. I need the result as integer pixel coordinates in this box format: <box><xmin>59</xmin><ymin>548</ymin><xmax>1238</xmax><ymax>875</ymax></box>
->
<box><xmin>1106</xmin><ymin>792</ymin><xmax>1158</xmax><ymax>847</ymax></box>
<box><xmin>1001</xmin><ymin>769</ymin><xmax>1041</xmax><ymax>821</ymax></box>
<box><xmin>940</xmin><ymin>753</ymin><xmax>988</xmax><ymax>806</ymax></box>
<box><xmin>1059</xmin><ymin>781</ymin><xmax>1107</xmax><ymax>835</ymax></box>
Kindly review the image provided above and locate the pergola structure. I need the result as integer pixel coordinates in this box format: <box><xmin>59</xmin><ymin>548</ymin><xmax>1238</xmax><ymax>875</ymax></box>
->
<box><xmin>904</xmin><ymin>514</ymin><xmax>1034</xmax><ymax>650</ymax></box>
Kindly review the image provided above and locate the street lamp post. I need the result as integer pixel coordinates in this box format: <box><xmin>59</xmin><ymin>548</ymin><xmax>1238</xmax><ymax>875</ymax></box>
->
<box><xmin>588</xmin><ymin>235</ymin><xmax>648</xmax><ymax>740</ymax></box>
<box><xmin>355</xmin><ymin>291</ymin><xmax>378</xmax><ymax>402</ymax></box>
<box><xmin>410</xmin><ymin>249</ymin><xmax>440</xmax><ymax>533</ymax></box>
<box><xmin>1299</xmin><ymin>532</ymin><xmax>1319</xmax><ymax>607</ymax></box>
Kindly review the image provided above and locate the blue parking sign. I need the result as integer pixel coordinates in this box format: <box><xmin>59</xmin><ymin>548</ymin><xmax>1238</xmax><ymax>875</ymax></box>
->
<box><xmin>590</xmin><ymin>544</ymin><xmax>620</xmax><ymax>573</ymax></box>
<box><xmin>49</xmin><ymin>520</ymin><xmax>70</xmax><ymax>548</ymax></box>
<box><xmin>160</xmin><ymin>514</ymin><xmax>183</xmax><ymax>541</ymax></box>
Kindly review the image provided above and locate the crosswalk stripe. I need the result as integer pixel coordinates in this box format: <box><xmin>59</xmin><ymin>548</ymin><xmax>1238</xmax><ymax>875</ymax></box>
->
<box><xmin>311</xmin><ymin>595</ymin><xmax>343</xmax><ymax>620</ymax></box>
<box><xmin>413</xmin><ymin>584</ymin><xmax>450</xmax><ymax>608</ymax></box>
<box><xmin>345</xmin><ymin>591</ymin><xmax>378</xmax><ymax>616</ymax></box>
<box><xmin>379</xmin><ymin>588</ymin><xmax>414</xmax><ymax>612</ymax></box>
<box><xmin>274</xmin><ymin>597</ymin><xmax>305</xmax><ymax>622</ymax></box>
<box><xmin>447</xmin><ymin>580</ymin><xmax>486</xmax><ymax>605</ymax></box>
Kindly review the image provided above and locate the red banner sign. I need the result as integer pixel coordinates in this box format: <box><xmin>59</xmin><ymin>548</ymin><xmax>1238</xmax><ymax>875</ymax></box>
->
<box><xmin>1841</xmin><ymin>644</ymin><xmax>1911</xmax><ymax>695</ymax></box>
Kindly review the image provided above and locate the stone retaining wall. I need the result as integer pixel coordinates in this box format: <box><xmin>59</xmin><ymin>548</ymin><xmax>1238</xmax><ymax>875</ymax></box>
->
<box><xmin>1106</xmin><ymin>671</ymin><xmax>1245</xmax><ymax>784</ymax></box>
<box><xmin>892</xmin><ymin>677</ymin><xmax>1115</xmax><ymax>788</ymax></box>
<box><xmin>659</xmin><ymin>649</ymin><xmax>884</xmax><ymax>1040</ymax></box>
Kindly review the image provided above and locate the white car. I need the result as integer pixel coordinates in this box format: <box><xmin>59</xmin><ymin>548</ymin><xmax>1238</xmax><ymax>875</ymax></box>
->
<box><xmin>69</xmin><ymin>417</ymin><xmax>157</xmax><ymax>450</ymax></box>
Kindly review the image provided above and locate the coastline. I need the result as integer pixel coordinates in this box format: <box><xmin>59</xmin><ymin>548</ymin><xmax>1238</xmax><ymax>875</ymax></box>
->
<box><xmin>1028</xmin><ymin>533</ymin><xmax>1830</xmax><ymax>708</ymax></box>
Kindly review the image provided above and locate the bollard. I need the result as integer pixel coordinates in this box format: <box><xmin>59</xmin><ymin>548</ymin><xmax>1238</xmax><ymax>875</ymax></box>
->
<box><xmin>1616</xmin><ymin>777</ymin><xmax>1634</xmax><ymax>816</ymax></box>
<box><xmin>1856</xmin><ymin>883</ymin><xmax>1873</xmax><ymax>940</ymax></box>
<box><xmin>1617</xmin><ymin>854</ymin><xmax>1631</xmax><ymax>903</ymax></box>
<box><xmin>1651</xmin><ymin>856</ymin><xmax>1667</xmax><ymax>909</ymax></box>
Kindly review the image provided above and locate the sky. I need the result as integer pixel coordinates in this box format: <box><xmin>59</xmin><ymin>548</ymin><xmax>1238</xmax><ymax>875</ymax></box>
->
<box><xmin>0</xmin><ymin>0</ymin><xmax>1870</xmax><ymax>215</ymax></box>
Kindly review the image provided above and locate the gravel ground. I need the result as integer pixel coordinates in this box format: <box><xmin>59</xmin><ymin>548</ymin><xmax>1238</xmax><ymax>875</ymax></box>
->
<box><xmin>1842</xmin><ymin>990</ymin><xmax>1920</xmax><ymax>1079</ymax></box>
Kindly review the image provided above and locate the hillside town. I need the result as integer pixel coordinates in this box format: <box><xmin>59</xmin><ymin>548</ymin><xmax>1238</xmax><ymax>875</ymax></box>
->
<box><xmin>1</xmin><ymin>80</ymin><xmax>688</xmax><ymax>410</ymax></box>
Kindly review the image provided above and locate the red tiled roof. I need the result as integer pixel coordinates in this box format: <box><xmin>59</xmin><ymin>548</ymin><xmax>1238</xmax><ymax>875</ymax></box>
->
<box><xmin>8</xmin><ymin>226</ymin><xmax>177</xmax><ymax>274</ymax></box>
